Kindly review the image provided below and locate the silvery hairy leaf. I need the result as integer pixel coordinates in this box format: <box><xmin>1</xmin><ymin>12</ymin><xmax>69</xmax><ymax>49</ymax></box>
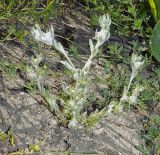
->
<box><xmin>54</xmin><ymin>40</ymin><xmax>68</xmax><ymax>57</ymax></box>
<box><xmin>31</xmin><ymin>54</ymin><xmax>43</xmax><ymax>68</ymax></box>
<box><xmin>60</xmin><ymin>61</ymin><xmax>76</xmax><ymax>72</ymax></box>
<box><xmin>89</xmin><ymin>39</ymin><xmax>94</xmax><ymax>54</ymax></box>
<box><xmin>131</xmin><ymin>53</ymin><xmax>144</xmax><ymax>71</ymax></box>
<box><xmin>99</xmin><ymin>14</ymin><xmax>111</xmax><ymax>29</ymax></box>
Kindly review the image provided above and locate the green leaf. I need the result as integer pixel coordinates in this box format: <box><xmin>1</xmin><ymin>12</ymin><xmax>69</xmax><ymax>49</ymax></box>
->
<box><xmin>7</xmin><ymin>129</ymin><xmax>15</xmax><ymax>147</ymax></box>
<box><xmin>0</xmin><ymin>131</ymin><xmax>8</xmax><ymax>141</ymax></box>
<box><xmin>154</xmin><ymin>0</ymin><xmax>160</xmax><ymax>21</ymax></box>
<box><xmin>148</xmin><ymin>0</ymin><xmax>157</xmax><ymax>21</ymax></box>
<box><xmin>151</xmin><ymin>20</ymin><xmax>160</xmax><ymax>62</ymax></box>
<box><xmin>148</xmin><ymin>0</ymin><xmax>160</xmax><ymax>22</ymax></box>
<box><xmin>29</xmin><ymin>144</ymin><xmax>41</xmax><ymax>152</ymax></box>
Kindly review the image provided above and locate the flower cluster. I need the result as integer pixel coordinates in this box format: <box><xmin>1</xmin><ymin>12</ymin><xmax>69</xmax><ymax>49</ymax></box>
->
<box><xmin>94</xmin><ymin>14</ymin><xmax>111</xmax><ymax>49</ymax></box>
<box><xmin>32</xmin><ymin>24</ymin><xmax>54</xmax><ymax>46</ymax></box>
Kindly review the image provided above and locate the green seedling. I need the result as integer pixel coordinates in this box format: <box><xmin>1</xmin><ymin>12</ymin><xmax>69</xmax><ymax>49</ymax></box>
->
<box><xmin>68</xmin><ymin>44</ymin><xmax>78</xmax><ymax>56</ymax></box>
<box><xmin>8</xmin><ymin>129</ymin><xmax>15</xmax><ymax>147</ymax></box>
<box><xmin>9</xmin><ymin>142</ymin><xmax>42</xmax><ymax>155</ymax></box>
<box><xmin>0</xmin><ymin>129</ymin><xmax>15</xmax><ymax>146</ymax></box>
<box><xmin>29</xmin><ymin>143</ymin><xmax>41</xmax><ymax>152</ymax></box>
<box><xmin>0</xmin><ymin>131</ymin><xmax>8</xmax><ymax>141</ymax></box>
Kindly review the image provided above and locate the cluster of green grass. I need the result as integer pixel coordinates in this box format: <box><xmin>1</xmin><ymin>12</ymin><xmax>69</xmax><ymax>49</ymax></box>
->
<box><xmin>82</xmin><ymin>0</ymin><xmax>151</xmax><ymax>37</ymax></box>
<box><xmin>0</xmin><ymin>0</ymin><xmax>61</xmax><ymax>42</ymax></box>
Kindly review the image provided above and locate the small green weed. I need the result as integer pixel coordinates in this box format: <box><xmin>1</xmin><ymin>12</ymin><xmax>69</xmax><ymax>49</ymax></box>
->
<box><xmin>68</xmin><ymin>44</ymin><xmax>78</xmax><ymax>56</ymax></box>
<box><xmin>0</xmin><ymin>58</ymin><xmax>17</xmax><ymax>79</ymax></box>
<box><xmin>0</xmin><ymin>129</ymin><xmax>15</xmax><ymax>147</ymax></box>
<box><xmin>0</xmin><ymin>130</ymin><xmax>8</xmax><ymax>141</ymax></box>
<box><xmin>8</xmin><ymin>142</ymin><xmax>42</xmax><ymax>155</ymax></box>
<box><xmin>140</xmin><ymin>115</ymin><xmax>160</xmax><ymax>155</ymax></box>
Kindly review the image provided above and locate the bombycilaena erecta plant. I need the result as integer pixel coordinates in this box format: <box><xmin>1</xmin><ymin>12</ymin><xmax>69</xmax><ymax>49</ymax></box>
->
<box><xmin>29</xmin><ymin>14</ymin><xmax>144</xmax><ymax>127</ymax></box>
<box><xmin>108</xmin><ymin>53</ymin><xmax>145</xmax><ymax>114</ymax></box>
<box><xmin>26</xmin><ymin>54</ymin><xmax>58</xmax><ymax>112</ymax></box>
<box><xmin>30</xmin><ymin>15</ymin><xmax>111</xmax><ymax>128</ymax></box>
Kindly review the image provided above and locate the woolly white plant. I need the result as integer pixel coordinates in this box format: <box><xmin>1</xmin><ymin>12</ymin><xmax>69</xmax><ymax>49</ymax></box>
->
<box><xmin>108</xmin><ymin>53</ymin><xmax>145</xmax><ymax>114</ymax></box>
<box><xmin>26</xmin><ymin>53</ymin><xmax>43</xmax><ymax>91</ymax></box>
<box><xmin>26</xmin><ymin>54</ymin><xmax>58</xmax><ymax>112</ymax></box>
<box><xmin>30</xmin><ymin>15</ymin><xmax>111</xmax><ymax>127</ymax></box>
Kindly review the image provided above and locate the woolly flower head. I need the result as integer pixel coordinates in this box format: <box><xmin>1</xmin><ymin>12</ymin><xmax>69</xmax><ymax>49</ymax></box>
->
<box><xmin>108</xmin><ymin>102</ymin><xmax>115</xmax><ymax>115</ymax></box>
<box><xmin>99</xmin><ymin>14</ymin><xmax>111</xmax><ymax>30</ymax></box>
<box><xmin>31</xmin><ymin>24</ymin><xmax>54</xmax><ymax>46</ymax></box>
<box><xmin>129</xmin><ymin>85</ymin><xmax>144</xmax><ymax>105</ymax></box>
<box><xmin>94</xmin><ymin>14</ymin><xmax>111</xmax><ymax>48</ymax></box>
<box><xmin>131</xmin><ymin>53</ymin><xmax>144</xmax><ymax>71</ymax></box>
<box><xmin>31</xmin><ymin>54</ymin><xmax>43</xmax><ymax>68</ymax></box>
<box><xmin>26</xmin><ymin>66</ymin><xmax>36</xmax><ymax>80</ymax></box>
